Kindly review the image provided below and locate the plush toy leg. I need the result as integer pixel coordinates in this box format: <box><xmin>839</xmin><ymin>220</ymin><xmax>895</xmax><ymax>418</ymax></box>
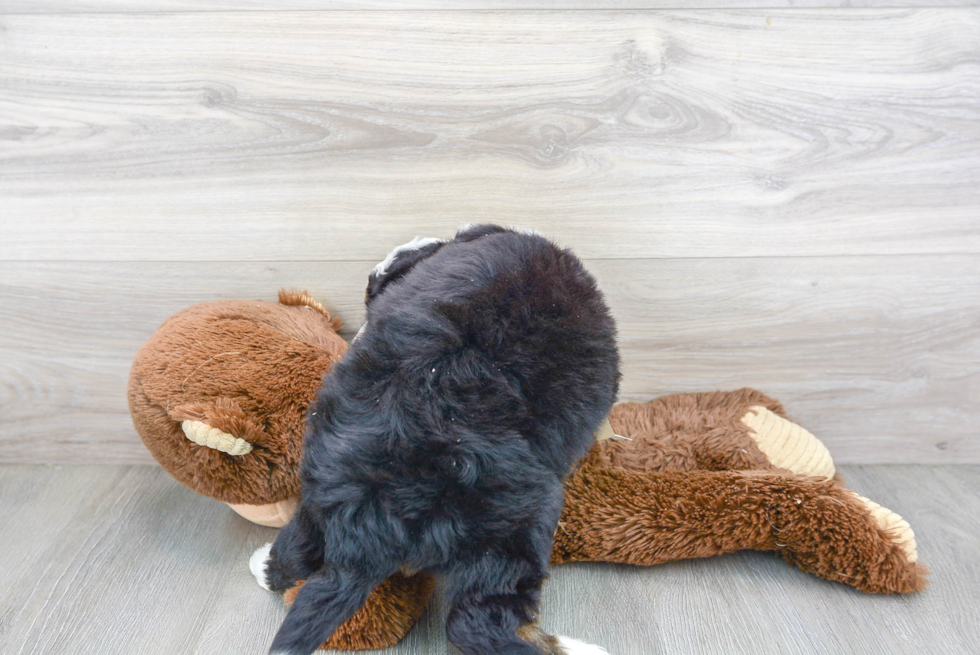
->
<box><xmin>283</xmin><ymin>572</ymin><xmax>436</xmax><ymax>651</ymax></box>
<box><xmin>553</xmin><ymin>463</ymin><xmax>927</xmax><ymax>594</ymax></box>
<box><xmin>604</xmin><ymin>389</ymin><xmax>835</xmax><ymax>479</ymax></box>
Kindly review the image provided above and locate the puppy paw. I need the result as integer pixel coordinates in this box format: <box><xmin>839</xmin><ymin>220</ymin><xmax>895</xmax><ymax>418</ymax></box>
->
<box><xmin>249</xmin><ymin>543</ymin><xmax>273</xmax><ymax>591</ymax></box>
<box><xmin>557</xmin><ymin>636</ymin><xmax>609</xmax><ymax>654</ymax></box>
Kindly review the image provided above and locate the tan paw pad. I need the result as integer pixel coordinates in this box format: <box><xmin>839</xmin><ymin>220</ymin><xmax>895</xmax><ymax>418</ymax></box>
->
<box><xmin>855</xmin><ymin>494</ymin><xmax>918</xmax><ymax>563</ymax></box>
<box><xmin>740</xmin><ymin>406</ymin><xmax>835</xmax><ymax>479</ymax></box>
<box><xmin>227</xmin><ymin>497</ymin><xmax>299</xmax><ymax>528</ymax></box>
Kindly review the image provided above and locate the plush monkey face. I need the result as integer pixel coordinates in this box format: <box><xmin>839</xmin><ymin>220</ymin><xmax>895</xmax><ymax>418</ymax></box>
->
<box><xmin>128</xmin><ymin>293</ymin><xmax>347</xmax><ymax>507</ymax></box>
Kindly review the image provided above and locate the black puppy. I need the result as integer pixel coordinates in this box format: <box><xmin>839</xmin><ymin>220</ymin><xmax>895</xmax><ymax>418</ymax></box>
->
<box><xmin>252</xmin><ymin>225</ymin><xmax>619</xmax><ymax>655</ymax></box>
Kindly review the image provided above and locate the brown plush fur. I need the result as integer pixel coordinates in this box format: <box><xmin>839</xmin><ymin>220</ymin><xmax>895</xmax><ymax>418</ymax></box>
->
<box><xmin>599</xmin><ymin>389</ymin><xmax>786</xmax><ymax>473</ymax></box>
<box><xmin>128</xmin><ymin>291</ymin><xmax>347</xmax><ymax>505</ymax></box>
<box><xmin>570</xmin><ymin>391</ymin><xmax>927</xmax><ymax>594</ymax></box>
<box><xmin>554</xmin><ymin>458</ymin><xmax>929</xmax><ymax>594</ymax></box>
<box><xmin>130</xmin><ymin>295</ymin><xmax>927</xmax><ymax>651</ymax></box>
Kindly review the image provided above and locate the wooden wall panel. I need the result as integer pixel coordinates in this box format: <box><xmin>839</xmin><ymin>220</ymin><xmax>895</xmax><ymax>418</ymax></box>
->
<box><xmin>2</xmin><ymin>256</ymin><xmax>976</xmax><ymax>464</ymax></box>
<box><xmin>3</xmin><ymin>1</ymin><xmax>977</xmax><ymax>12</ymax></box>
<box><xmin>2</xmin><ymin>10</ymin><xmax>978</xmax><ymax>261</ymax></box>
<box><xmin>1</xmin><ymin>8</ymin><xmax>976</xmax><ymax>466</ymax></box>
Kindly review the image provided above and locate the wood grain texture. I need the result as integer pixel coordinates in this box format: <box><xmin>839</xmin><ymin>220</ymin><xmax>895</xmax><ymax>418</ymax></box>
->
<box><xmin>0</xmin><ymin>465</ymin><xmax>281</xmax><ymax>654</ymax></box>
<box><xmin>2</xmin><ymin>10</ymin><xmax>978</xmax><ymax>261</ymax></box>
<box><xmin>1</xmin><ymin>255</ymin><xmax>977</xmax><ymax>465</ymax></box>
<box><xmin>0</xmin><ymin>464</ymin><xmax>976</xmax><ymax>654</ymax></box>
<box><xmin>4</xmin><ymin>0</ymin><xmax>978</xmax><ymax>11</ymax></box>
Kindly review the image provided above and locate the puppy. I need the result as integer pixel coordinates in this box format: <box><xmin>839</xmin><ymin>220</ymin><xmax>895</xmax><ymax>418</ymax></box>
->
<box><xmin>252</xmin><ymin>224</ymin><xmax>619</xmax><ymax>654</ymax></box>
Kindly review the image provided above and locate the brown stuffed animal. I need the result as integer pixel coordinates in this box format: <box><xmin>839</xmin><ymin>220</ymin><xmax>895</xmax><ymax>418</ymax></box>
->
<box><xmin>129</xmin><ymin>291</ymin><xmax>928</xmax><ymax>651</ymax></box>
<box><xmin>556</xmin><ymin>390</ymin><xmax>926</xmax><ymax>595</ymax></box>
<box><xmin>128</xmin><ymin>290</ymin><xmax>347</xmax><ymax>527</ymax></box>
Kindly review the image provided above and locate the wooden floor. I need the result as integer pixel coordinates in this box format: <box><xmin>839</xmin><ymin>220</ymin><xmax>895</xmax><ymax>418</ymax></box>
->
<box><xmin>0</xmin><ymin>464</ymin><xmax>976</xmax><ymax>655</ymax></box>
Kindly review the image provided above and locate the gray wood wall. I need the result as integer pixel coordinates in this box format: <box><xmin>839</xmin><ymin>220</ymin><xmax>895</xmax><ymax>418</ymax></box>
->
<box><xmin>1</xmin><ymin>2</ymin><xmax>977</xmax><ymax>465</ymax></box>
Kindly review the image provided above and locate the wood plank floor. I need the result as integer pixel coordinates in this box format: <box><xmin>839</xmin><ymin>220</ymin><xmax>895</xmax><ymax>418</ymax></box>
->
<box><xmin>1</xmin><ymin>464</ymin><xmax>977</xmax><ymax>654</ymax></box>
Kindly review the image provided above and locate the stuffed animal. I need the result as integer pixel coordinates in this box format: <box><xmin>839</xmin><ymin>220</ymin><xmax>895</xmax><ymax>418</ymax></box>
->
<box><xmin>128</xmin><ymin>290</ymin><xmax>347</xmax><ymax>527</ymax></box>
<box><xmin>128</xmin><ymin>291</ymin><xmax>928</xmax><ymax>651</ymax></box>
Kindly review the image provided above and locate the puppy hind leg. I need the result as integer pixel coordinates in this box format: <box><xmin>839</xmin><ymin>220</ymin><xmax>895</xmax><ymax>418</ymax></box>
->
<box><xmin>269</xmin><ymin>565</ymin><xmax>383</xmax><ymax>655</ymax></box>
<box><xmin>445</xmin><ymin>561</ymin><xmax>607</xmax><ymax>655</ymax></box>
<box><xmin>446</xmin><ymin>586</ymin><xmax>547</xmax><ymax>655</ymax></box>
<box><xmin>518</xmin><ymin>624</ymin><xmax>610</xmax><ymax>655</ymax></box>
<box><xmin>251</xmin><ymin>503</ymin><xmax>324</xmax><ymax>593</ymax></box>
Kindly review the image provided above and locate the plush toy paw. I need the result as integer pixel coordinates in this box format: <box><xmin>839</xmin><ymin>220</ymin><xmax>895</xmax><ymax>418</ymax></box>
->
<box><xmin>250</xmin><ymin>543</ymin><xmax>273</xmax><ymax>591</ymax></box>
<box><xmin>227</xmin><ymin>497</ymin><xmax>299</xmax><ymax>528</ymax></box>
<box><xmin>740</xmin><ymin>405</ymin><xmax>835</xmax><ymax>479</ymax></box>
<box><xmin>855</xmin><ymin>494</ymin><xmax>919</xmax><ymax>563</ymax></box>
<box><xmin>557</xmin><ymin>636</ymin><xmax>609</xmax><ymax>654</ymax></box>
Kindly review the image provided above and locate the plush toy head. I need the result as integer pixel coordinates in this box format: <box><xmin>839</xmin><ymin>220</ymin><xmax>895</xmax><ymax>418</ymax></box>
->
<box><xmin>128</xmin><ymin>290</ymin><xmax>347</xmax><ymax>526</ymax></box>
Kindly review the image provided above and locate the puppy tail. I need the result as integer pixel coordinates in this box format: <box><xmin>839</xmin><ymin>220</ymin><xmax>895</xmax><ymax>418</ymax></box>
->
<box><xmin>269</xmin><ymin>566</ymin><xmax>378</xmax><ymax>655</ymax></box>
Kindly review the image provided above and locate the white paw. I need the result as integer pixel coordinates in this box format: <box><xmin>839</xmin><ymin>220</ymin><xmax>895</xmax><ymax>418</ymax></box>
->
<box><xmin>558</xmin><ymin>635</ymin><xmax>609</xmax><ymax>655</ymax></box>
<box><xmin>249</xmin><ymin>542</ymin><xmax>273</xmax><ymax>591</ymax></box>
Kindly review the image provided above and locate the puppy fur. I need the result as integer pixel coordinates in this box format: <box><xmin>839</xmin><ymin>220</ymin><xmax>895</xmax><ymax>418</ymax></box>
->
<box><xmin>260</xmin><ymin>225</ymin><xmax>619</xmax><ymax>655</ymax></box>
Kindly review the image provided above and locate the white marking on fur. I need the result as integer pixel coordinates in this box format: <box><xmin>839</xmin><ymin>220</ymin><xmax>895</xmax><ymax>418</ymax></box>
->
<box><xmin>372</xmin><ymin>236</ymin><xmax>444</xmax><ymax>276</ymax></box>
<box><xmin>250</xmin><ymin>543</ymin><xmax>273</xmax><ymax>591</ymax></box>
<box><xmin>557</xmin><ymin>636</ymin><xmax>610</xmax><ymax>654</ymax></box>
<box><xmin>352</xmin><ymin>323</ymin><xmax>367</xmax><ymax>343</ymax></box>
<box><xmin>557</xmin><ymin>636</ymin><xmax>609</xmax><ymax>655</ymax></box>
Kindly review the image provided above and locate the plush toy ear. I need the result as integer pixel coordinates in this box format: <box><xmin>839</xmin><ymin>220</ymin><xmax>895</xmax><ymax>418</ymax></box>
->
<box><xmin>366</xmin><ymin>236</ymin><xmax>445</xmax><ymax>304</ymax></box>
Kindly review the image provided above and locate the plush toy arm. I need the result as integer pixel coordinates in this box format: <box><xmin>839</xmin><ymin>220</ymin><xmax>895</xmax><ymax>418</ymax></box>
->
<box><xmin>553</xmin><ymin>464</ymin><xmax>927</xmax><ymax>594</ymax></box>
<box><xmin>604</xmin><ymin>389</ymin><xmax>836</xmax><ymax>479</ymax></box>
<box><xmin>283</xmin><ymin>572</ymin><xmax>436</xmax><ymax>651</ymax></box>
